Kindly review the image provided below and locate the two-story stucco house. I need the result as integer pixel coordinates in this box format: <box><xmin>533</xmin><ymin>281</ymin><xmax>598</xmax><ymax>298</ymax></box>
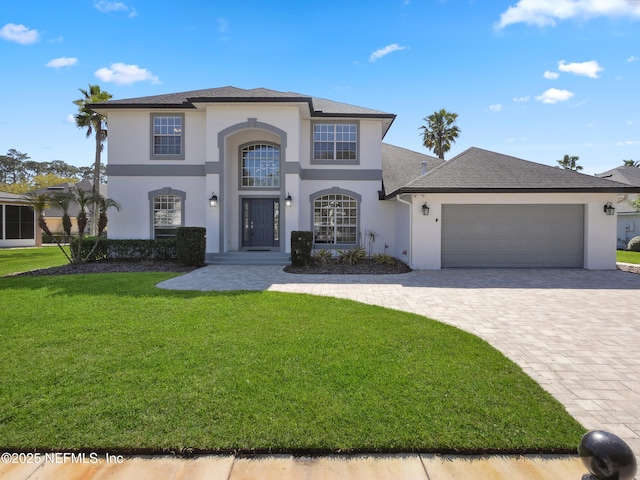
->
<box><xmin>89</xmin><ymin>86</ymin><xmax>639</xmax><ymax>269</ymax></box>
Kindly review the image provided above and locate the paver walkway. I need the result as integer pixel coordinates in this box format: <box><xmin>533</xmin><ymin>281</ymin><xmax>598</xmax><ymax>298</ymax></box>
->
<box><xmin>159</xmin><ymin>267</ymin><xmax>640</xmax><ymax>455</ymax></box>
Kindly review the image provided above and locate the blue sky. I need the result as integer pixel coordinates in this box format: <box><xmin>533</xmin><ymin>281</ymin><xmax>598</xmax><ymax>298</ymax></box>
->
<box><xmin>1</xmin><ymin>0</ymin><xmax>639</xmax><ymax>175</ymax></box>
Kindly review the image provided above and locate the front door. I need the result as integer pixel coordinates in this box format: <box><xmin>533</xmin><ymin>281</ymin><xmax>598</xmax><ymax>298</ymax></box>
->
<box><xmin>242</xmin><ymin>198</ymin><xmax>280</xmax><ymax>249</ymax></box>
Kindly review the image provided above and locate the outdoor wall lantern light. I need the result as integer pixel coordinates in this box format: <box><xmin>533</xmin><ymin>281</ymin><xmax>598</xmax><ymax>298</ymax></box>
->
<box><xmin>422</xmin><ymin>203</ymin><xmax>430</xmax><ymax>216</ymax></box>
<box><xmin>285</xmin><ymin>193</ymin><xmax>293</xmax><ymax>207</ymax></box>
<box><xmin>604</xmin><ymin>202</ymin><xmax>615</xmax><ymax>216</ymax></box>
<box><xmin>209</xmin><ymin>193</ymin><xmax>218</xmax><ymax>207</ymax></box>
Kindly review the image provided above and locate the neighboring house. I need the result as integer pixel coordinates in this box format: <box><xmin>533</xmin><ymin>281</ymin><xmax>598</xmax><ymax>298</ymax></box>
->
<box><xmin>596</xmin><ymin>166</ymin><xmax>640</xmax><ymax>249</ymax></box>
<box><xmin>89</xmin><ymin>86</ymin><xmax>639</xmax><ymax>269</ymax></box>
<box><xmin>31</xmin><ymin>180</ymin><xmax>107</xmax><ymax>239</ymax></box>
<box><xmin>0</xmin><ymin>191</ymin><xmax>37</xmax><ymax>248</ymax></box>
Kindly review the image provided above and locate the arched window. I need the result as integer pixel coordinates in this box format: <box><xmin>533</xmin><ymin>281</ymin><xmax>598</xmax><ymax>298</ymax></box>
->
<box><xmin>241</xmin><ymin>143</ymin><xmax>280</xmax><ymax>188</ymax></box>
<box><xmin>149</xmin><ymin>189</ymin><xmax>185</xmax><ymax>239</ymax></box>
<box><xmin>312</xmin><ymin>191</ymin><xmax>359</xmax><ymax>246</ymax></box>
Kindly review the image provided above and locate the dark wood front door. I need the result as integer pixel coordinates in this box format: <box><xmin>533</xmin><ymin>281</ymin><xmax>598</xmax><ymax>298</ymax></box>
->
<box><xmin>242</xmin><ymin>198</ymin><xmax>279</xmax><ymax>249</ymax></box>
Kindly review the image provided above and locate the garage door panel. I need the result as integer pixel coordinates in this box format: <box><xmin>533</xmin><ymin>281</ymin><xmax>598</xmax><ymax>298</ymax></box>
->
<box><xmin>441</xmin><ymin>204</ymin><xmax>584</xmax><ymax>268</ymax></box>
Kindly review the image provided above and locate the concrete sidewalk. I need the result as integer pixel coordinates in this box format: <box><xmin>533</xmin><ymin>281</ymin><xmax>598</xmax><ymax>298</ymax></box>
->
<box><xmin>0</xmin><ymin>453</ymin><xmax>586</xmax><ymax>479</ymax></box>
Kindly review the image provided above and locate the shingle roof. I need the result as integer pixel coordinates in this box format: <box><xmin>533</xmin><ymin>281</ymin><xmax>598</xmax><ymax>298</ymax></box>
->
<box><xmin>90</xmin><ymin>86</ymin><xmax>395</xmax><ymax>137</ymax></box>
<box><xmin>381</xmin><ymin>143</ymin><xmax>443</xmax><ymax>195</ymax></box>
<box><xmin>0</xmin><ymin>191</ymin><xmax>29</xmax><ymax>203</ymax></box>
<box><xmin>90</xmin><ymin>86</ymin><xmax>394</xmax><ymax>117</ymax></box>
<box><xmin>384</xmin><ymin>147</ymin><xmax>640</xmax><ymax>196</ymax></box>
<box><xmin>596</xmin><ymin>166</ymin><xmax>640</xmax><ymax>187</ymax></box>
<box><xmin>29</xmin><ymin>180</ymin><xmax>107</xmax><ymax>217</ymax></box>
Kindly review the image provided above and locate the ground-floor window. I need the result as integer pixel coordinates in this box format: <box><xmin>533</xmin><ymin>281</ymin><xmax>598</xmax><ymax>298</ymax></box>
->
<box><xmin>312</xmin><ymin>192</ymin><xmax>359</xmax><ymax>245</ymax></box>
<box><xmin>152</xmin><ymin>194</ymin><xmax>183</xmax><ymax>239</ymax></box>
<box><xmin>1</xmin><ymin>205</ymin><xmax>35</xmax><ymax>240</ymax></box>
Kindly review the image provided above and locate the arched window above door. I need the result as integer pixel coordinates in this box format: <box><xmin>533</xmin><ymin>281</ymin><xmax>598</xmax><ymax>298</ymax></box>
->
<box><xmin>240</xmin><ymin>143</ymin><xmax>280</xmax><ymax>188</ymax></box>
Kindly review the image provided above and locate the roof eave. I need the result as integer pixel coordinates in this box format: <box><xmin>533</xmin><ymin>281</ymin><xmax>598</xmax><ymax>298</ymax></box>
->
<box><xmin>384</xmin><ymin>186</ymin><xmax>640</xmax><ymax>198</ymax></box>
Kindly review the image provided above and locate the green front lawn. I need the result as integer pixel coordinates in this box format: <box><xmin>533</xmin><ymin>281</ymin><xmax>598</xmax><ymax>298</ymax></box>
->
<box><xmin>0</xmin><ymin>273</ymin><xmax>584</xmax><ymax>454</ymax></box>
<box><xmin>617</xmin><ymin>250</ymin><xmax>640</xmax><ymax>264</ymax></box>
<box><xmin>0</xmin><ymin>246</ymin><xmax>68</xmax><ymax>276</ymax></box>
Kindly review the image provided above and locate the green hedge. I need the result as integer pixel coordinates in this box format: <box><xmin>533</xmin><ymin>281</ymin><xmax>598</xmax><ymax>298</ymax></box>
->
<box><xmin>72</xmin><ymin>238</ymin><xmax>178</xmax><ymax>262</ymax></box>
<box><xmin>176</xmin><ymin>227</ymin><xmax>206</xmax><ymax>267</ymax></box>
<box><xmin>291</xmin><ymin>231</ymin><xmax>313</xmax><ymax>266</ymax></box>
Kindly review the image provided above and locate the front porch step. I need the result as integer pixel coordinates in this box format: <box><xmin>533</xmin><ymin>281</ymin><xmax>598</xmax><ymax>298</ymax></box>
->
<box><xmin>206</xmin><ymin>251</ymin><xmax>291</xmax><ymax>266</ymax></box>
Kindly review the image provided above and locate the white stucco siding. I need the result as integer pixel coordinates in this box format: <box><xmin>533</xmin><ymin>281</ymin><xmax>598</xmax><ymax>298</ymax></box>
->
<box><xmin>206</xmin><ymin>104</ymin><xmax>302</xmax><ymax>162</ymax></box>
<box><xmin>106</xmin><ymin>176</ymin><xmax>207</xmax><ymax>239</ymax></box>
<box><xmin>107</xmin><ymin>110</ymin><xmax>206</xmax><ymax>165</ymax></box>
<box><xmin>406</xmin><ymin>192</ymin><xmax>618</xmax><ymax>270</ymax></box>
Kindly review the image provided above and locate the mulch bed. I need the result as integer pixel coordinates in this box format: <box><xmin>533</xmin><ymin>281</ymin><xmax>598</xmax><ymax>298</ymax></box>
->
<box><xmin>284</xmin><ymin>261</ymin><xmax>412</xmax><ymax>275</ymax></box>
<box><xmin>9</xmin><ymin>259</ymin><xmax>412</xmax><ymax>277</ymax></box>
<box><xmin>8</xmin><ymin>261</ymin><xmax>198</xmax><ymax>277</ymax></box>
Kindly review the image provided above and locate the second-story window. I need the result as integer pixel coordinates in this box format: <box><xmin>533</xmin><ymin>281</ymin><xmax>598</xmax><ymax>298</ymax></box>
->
<box><xmin>151</xmin><ymin>114</ymin><xmax>184</xmax><ymax>159</ymax></box>
<box><xmin>241</xmin><ymin>143</ymin><xmax>280</xmax><ymax>188</ymax></box>
<box><xmin>313</xmin><ymin>123</ymin><xmax>357</xmax><ymax>162</ymax></box>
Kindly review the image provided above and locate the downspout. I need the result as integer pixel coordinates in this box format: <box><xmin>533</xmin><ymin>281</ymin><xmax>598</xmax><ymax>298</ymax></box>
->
<box><xmin>395</xmin><ymin>193</ymin><xmax>413</xmax><ymax>268</ymax></box>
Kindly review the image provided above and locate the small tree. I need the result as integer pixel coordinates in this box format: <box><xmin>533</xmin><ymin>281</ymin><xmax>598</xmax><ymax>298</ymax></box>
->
<box><xmin>557</xmin><ymin>154</ymin><xmax>583</xmax><ymax>171</ymax></box>
<box><xmin>623</xmin><ymin>159</ymin><xmax>640</xmax><ymax>167</ymax></box>
<box><xmin>27</xmin><ymin>193</ymin><xmax>72</xmax><ymax>262</ymax></box>
<box><xmin>30</xmin><ymin>188</ymin><xmax>119</xmax><ymax>264</ymax></box>
<box><xmin>419</xmin><ymin>109</ymin><xmax>461</xmax><ymax>160</ymax></box>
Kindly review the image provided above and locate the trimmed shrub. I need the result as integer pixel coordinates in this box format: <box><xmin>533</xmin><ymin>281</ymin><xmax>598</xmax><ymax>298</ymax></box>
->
<box><xmin>71</xmin><ymin>238</ymin><xmax>178</xmax><ymax>262</ymax></box>
<box><xmin>291</xmin><ymin>231</ymin><xmax>313</xmax><ymax>266</ymax></box>
<box><xmin>176</xmin><ymin>227</ymin><xmax>206</xmax><ymax>267</ymax></box>
<box><xmin>628</xmin><ymin>236</ymin><xmax>640</xmax><ymax>252</ymax></box>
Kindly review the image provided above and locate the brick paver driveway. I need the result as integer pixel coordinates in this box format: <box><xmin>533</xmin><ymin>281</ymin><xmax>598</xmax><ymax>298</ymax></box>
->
<box><xmin>159</xmin><ymin>267</ymin><xmax>640</xmax><ymax>453</ymax></box>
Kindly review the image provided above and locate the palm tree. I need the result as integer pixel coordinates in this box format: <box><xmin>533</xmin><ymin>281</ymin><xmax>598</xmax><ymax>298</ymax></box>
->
<box><xmin>623</xmin><ymin>159</ymin><xmax>640</xmax><ymax>167</ymax></box>
<box><xmin>26</xmin><ymin>193</ymin><xmax>72</xmax><ymax>262</ymax></box>
<box><xmin>419</xmin><ymin>109</ymin><xmax>461</xmax><ymax>160</ymax></box>
<box><xmin>73</xmin><ymin>84</ymin><xmax>112</xmax><ymax>234</ymax></box>
<box><xmin>557</xmin><ymin>154</ymin><xmax>583</xmax><ymax>171</ymax></box>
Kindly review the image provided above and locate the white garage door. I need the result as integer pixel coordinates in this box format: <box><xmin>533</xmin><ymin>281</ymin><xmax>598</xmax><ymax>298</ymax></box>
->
<box><xmin>441</xmin><ymin>204</ymin><xmax>584</xmax><ymax>268</ymax></box>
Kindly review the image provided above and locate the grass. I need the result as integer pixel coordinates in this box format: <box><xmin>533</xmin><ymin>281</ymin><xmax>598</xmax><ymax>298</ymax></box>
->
<box><xmin>0</xmin><ymin>246</ymin><xmax>68</xmax><ymax>276</ymax></box>
<box><xmin>0</xmin><ymin>271</ymin><xmax>584</xmax><ymax>454</ymax></box>
<box><xmin>617</xmin><ymin>250</ymin><xmax>640</xmax><ymax>264</ymax></box>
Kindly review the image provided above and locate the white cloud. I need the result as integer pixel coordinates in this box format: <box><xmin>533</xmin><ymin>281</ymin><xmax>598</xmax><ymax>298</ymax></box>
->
<box><xmin>543</xmin><ymin>70</ymin><xmax>559</xmax><ymax>79</ymax></box>
<box><xmin>489</xmin><ymin>104</ymin><xmax>503</xmax><ymax>112</ymax></box>
<box><xmin>46</xmin><ymin>57</ymin><xmax>78</xmax><ymax>68</ymax></box>
<box><xmin>369</xmin><ymin>44</ymin><xmax>407</xmax><ymax>62</ymax></box>
<box><xmin>217</xmin><ymin>17</ymin><xmax>229</xmax><ymax>33</ymax></box>
<box><xmin>0</xmin><ymin>23</ymin><xmax>39</xmax><ymax>44</ymax></box>
<box><xmin>558</xmin><ymin>60</ymin><xmax>603</xmax><ymax>78</ymax></box>
<box><xmin>513</xmin><ymin>95</ymin><xmax>530</xmax><ymax>102</ymax></box>
<box><xmin>95</xmin><ymin>1</ymin><xmax>136</xmax><ymax>17</ymax></box>
<box><xmin>496</xmin><ymin>0</ymin><xmax>640</xmax><ymax>29</ymax></box>
<box><xmin>628</xmin><ymin>55</ymin><xmax>639</xmax><ymax>62</ymax></box>
<box><xmin>94</xmin><ymin>63</ymin><xmax>160</xmax><ymax>85</ymax></box>
<box><xmin>66</xmin><ymin>114</ymin><xmax>76</xmax><ymax>124</ymax></box>
<box><xmin>535</xmin><ymin>88</ymin><xmax>574</xmax><ymax>104</ymax></box>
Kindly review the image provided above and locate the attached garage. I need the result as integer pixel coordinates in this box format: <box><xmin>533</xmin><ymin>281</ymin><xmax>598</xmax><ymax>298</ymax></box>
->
<box><xmin>382</xmin><ymin>147</ymin><xmax>639</xmax><ymax>270</ymax></box>
<box><xmin>441</xmin><ymin>204</ymin><xmax>584</xmax><ymax>268</ymax></box>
